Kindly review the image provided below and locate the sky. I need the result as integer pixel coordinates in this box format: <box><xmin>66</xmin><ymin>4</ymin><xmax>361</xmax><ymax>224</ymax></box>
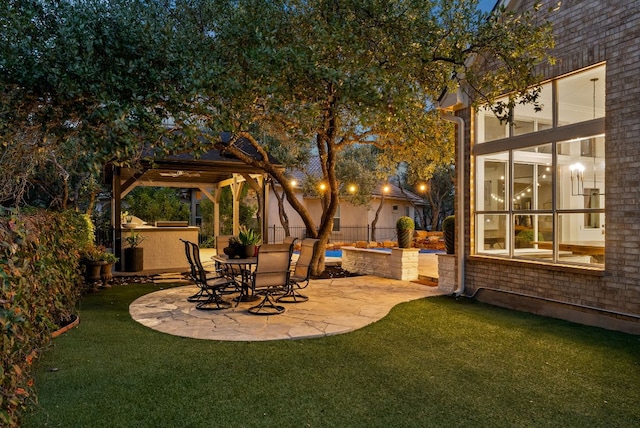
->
<box><xmin>477</xmin><ymin>0</ymin><xmax>498</xmax><ymax>12</ymax></box>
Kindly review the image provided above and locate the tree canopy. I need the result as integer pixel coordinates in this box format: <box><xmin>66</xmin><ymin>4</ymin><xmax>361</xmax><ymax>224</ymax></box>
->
<box><xmin>1</xmin><ymin>0</ymin><xmax>555</xmax><ymax>272</ymax></box>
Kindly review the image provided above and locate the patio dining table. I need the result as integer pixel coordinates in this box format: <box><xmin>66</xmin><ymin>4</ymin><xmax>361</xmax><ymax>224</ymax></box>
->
<box><xmin>212</xmin><ymin>255</ymin><xmax>259</xmax><ymax>302</ymax></box>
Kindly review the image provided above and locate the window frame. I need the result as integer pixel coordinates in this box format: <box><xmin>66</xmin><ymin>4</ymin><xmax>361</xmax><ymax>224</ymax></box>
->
<box><xmin>473</xmin><ymin>65</ymin><xmax>606</xmax><ymax>268</ymax></box>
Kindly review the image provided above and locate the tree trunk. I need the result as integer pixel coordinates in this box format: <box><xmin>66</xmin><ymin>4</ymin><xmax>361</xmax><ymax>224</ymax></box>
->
<box><xmin>371</xmin><ymin>193</ymin><xmax>385</xmax><ymax>242</ymax></box>
<box><xmin>273</xmin><ymin>183</ymin><xmax>291</xmax><ymax>237</ymax></box>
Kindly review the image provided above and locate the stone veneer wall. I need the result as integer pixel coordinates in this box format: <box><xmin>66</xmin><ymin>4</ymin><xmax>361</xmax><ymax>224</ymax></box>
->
<box><xmin>437</xmin><ymin>254</ymin><xmax>456</xmax><ymax>294</ymax></box>
<box><xmin>459</xmin><ymin>1</ymin><xmax>640</xmax><ymax>333</ymax></box>
<box><xmin>342</xmin><ymin>247</ymin><xmax>419</xmax><ymax>281</ymax></box>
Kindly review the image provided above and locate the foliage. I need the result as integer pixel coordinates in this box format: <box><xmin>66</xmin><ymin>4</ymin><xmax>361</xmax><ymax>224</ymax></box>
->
<box><xmin>0</xmin><ymin>208</ymin><xmax>85</xmax><ymax>427</ymax></box>
<box><xmin>195</xmin><ymin>0</ymin><xmax>554</xmax><ymax>273</ymax></box>
<box><xmin>222</xmin><ymin>190</ymin><xmax>259</xmax><ymax>235</ymax></box>
<box><xmin>81</xmin><ymin>245</ymin><xmax>117</xmax><ymax>263</ymax></box>
<box><xmin>123</xmin><ymin>188</ymin><xmax>190</xmax><ymax>224</ymax></box>
<box><xmin>1</xmin><ymin>0</ymin><xmax>555</xmax><ymax>274</ymax></box>
<box><xmin>395</xmin><ymin>216</ymin><xmax>415</xmax><ymax>231</ymax></box>
<box><xmin>199</xmin><ymin>236</ymin><xmax>216</xmax><ymax>249</ymax></box>
<box><xmin>238</xmin><ymin>226</ymin><xmax>261</xmax><ymax>246</ymax></box>
<box><xmin>515</xmin><ymin>229</ymin><xmax>543</xmax><ymax>248</ymax></box>
<box><xmin>0</xmin><ymin>0</ymin><xmax>198</xmax><ymax>209</ymax></box>
<box><xmin>124</xmin><ymin>231</ymin><xmax>146</xmax><ymax>249</ymax></box>
<box><xmin>442</xmin><ymin>215</ymin><xmax>456</xmax><ymax>233</ymax></box>
<box><xmin>410</xmin><ymin>165</ymin><xmax>455</xmax><ymax>231</ymax></box>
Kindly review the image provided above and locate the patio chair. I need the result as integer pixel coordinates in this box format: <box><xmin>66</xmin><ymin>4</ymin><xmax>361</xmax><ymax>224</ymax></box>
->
<box><xmin>190</xmin><ymin>241</ymin><xmax>235</xmax><ymax>310</ymax></box>
<box><xmin>282</xmin><ymin>236</ymin><xmax>298</xmax><ymax>271</ymax></box>
<box><xmin>277</xmin><ymin>238</ymin><xmax>319</xmax><ymax>303</ymax></box>
<box><xmin>245</xmin><ymin>244</ymin><xmax>293</xmax><ymax>315</ymax></box>
<box><xmin>181</xmin><ymin>239</ymin><xmax>230</xmax><ymax>302</ymax></box>
<box><xmin>283</xmin><ymin>236</ymin><xmax>298</xmax><ymax>247</ymax></box>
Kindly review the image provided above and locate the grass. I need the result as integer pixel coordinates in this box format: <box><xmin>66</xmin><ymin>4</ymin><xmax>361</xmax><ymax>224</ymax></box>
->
<box><xmin>25</xmin><ymin>283</ymin><xmax>640</xmax><ymax>427</ymax></box>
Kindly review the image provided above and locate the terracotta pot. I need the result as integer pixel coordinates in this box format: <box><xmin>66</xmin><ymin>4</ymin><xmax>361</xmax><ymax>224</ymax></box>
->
<box><xmin>243</xmin><ymin>244</ymin><xmax>256</xmax><ymax>258</ymax></box>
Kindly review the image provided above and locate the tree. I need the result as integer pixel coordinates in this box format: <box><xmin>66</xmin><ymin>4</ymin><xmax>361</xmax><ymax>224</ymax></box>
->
<box><xmin>1</xmin><ymin>0</ymin><xmax>555</xmax><ymax>275</ymax></box>
<box><xmin>123</xmin><ymin>187</ymin><xmax>190</xmax><ymax>224</ymax></box>
<box><xmin>190</xmin><ymin>0</ymin><xmax>554</xmax><ymax>273</ymax></box>
<box><xmin>0</xmin><ymin>0</ymin><xmax>202</xmax><ymax>209</ymax></box>
<box><xmin>403</xmin><ymin>165</ymin><xmax>455</xmax><ymax>231</ymax></box>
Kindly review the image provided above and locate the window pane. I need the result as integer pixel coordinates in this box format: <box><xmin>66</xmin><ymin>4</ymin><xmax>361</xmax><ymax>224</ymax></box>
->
<box><xmin>537</xmin><ymin>162</ymin><xmax>553</xmax><ymax>210</ymax></box>
<box><xmin>557</xmin><ymin>213</ymin><xmax>605</xmax><ymax>265</ymax></box>
<box><xmin>476</xmin><ymin>98</ymin><xmax>509</xmax><ymax>143</ymax></box>
<box><xmin>513</xmin><ymin>83</ymin><xmax>553</xmax><ymax>136</ymax></box>
<box><xmin>556</xmin><ymin>135</ymin><xmax>605</xmax><ymax>209</ymax></box>
<box><xmin>516</xmin><ymin>215</ymin><xmax>554</xmax><ymax>262</ymax></box>
<box><xmin>476</xmin><ymin>155</ymin><xmax>508</xmax><ymax>211</ymax></box>
<box><xmin>476</xmin><ymin>214</ymin><xmax>508</xmax><ymax>254</ymax></box>
<box><xmin>512</xmin><ymin>163</ymin><xmax>534</xmax><ymax>211</ymax></box>
<box><xmin>558</xmin><ymin>65</ymin><xmax>605</xmax><ymax>126</ymax></box>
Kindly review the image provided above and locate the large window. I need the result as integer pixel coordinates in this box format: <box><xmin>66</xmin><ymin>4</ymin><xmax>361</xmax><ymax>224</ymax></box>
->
<box><xmin>474</xmin><ymin>65</ymin><xmax>605</xmax><ymax>267</ymax></box>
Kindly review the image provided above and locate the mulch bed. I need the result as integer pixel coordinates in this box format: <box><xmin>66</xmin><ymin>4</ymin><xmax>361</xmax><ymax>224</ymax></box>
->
<box><xmin>312</xmin><ymin>265</ymin><xmax>360</xmax><ymax>279</ymax></box>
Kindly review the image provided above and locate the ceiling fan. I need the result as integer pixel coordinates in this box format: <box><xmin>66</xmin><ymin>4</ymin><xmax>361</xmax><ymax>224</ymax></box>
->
<box><xmin>158</xmin><ymin>170</ymin><xmax>201</xmax><ymax>178</ymax></box>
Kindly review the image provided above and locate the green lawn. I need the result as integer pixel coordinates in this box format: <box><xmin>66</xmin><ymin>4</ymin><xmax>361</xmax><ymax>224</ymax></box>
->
<box><xmin>26</xmin><ymin>283</ymin><xmax>640</xmax><ymax>427</ymax></box>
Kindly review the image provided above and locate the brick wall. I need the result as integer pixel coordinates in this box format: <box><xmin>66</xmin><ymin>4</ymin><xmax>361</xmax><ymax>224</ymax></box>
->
<box><xmin>460</xmin><ymin>0</ymin><xmax>640</xmax><ymax>331</ymax></box>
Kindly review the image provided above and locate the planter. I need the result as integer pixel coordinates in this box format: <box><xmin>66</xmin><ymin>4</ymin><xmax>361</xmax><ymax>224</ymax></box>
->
<box><xmin>52</xmin><ymin>314</ymin><xmax>79</xmax><ymax>338</ymax></box>
<box><xmin>101</xmin><ymin>262</ymin><xmax>114</xmax><ymax>287</ymax></box>
<box><xmin>397</xmin><ymin>228</ymin><xmax>413</xmax><ymax>248</ymax></box>
<box><xmin>242</xmin><ymin>244</ymin><xmax>256</xmax><ymax>258</ymax></box>
<box><xmin>442</xmin><ymin>215</ymin><xmax>455</xmax><ymax>255</ymax></box>
<box><xmin>124</xmin><ymin>247</ymin><xmax>144</xmax><ymax>272</ymax></box>
<box><xmin>223</xmin><ymin>246</ymin><xmax>238</xmax><ymax>258</ymax></box>
<box><xmin>443</xmin><ymin>230</ymin><xmax>455</xmax><ymax>254</ymax></box>
<box><xmin>84</xmin><ymin>261</ymin><xmax>106</xmax><ymax>283</ymax></box>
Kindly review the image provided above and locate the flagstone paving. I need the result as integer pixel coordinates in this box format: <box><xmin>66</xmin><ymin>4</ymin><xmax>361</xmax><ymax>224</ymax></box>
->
<box><xmin>129</xmin><ymin>275</ymin><xmax>445</xmax><ymax>341</ymax></box>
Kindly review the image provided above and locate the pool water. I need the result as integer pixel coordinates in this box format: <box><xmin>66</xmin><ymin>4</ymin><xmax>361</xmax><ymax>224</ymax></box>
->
<box><xmin>323</xmin><ymin>248</ymin><xmax>443</xmax><ymax>258</ymax></box>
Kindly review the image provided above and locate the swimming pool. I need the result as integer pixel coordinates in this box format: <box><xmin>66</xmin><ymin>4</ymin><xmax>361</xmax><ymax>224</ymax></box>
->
<box><xmin>322</xmin><ymin>248</ymin><xmax>443</xmax><ymax>258</ymax></box>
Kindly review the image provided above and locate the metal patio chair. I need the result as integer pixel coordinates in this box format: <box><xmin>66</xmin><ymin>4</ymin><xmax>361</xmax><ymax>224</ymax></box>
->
<box><xmin>244</xmin><ymin>244</ymin><xmax>293</xmax><ymax>315</ymax></box>
<box><xmin>189</xmin><ymin>241</ymin><xmax>235</xmax><ymax>310</ymax></box>
<box><xmin>277</xmin><ymin>238</ymin><xmax>319</xmax><ymax>303</ymax></box>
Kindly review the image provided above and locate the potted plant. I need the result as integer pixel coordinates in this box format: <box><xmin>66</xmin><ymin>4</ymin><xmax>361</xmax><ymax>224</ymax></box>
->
<box><xmin>442</xmin><ymin>215</ymin><xmax>455</xmax><ymax>254</ymax></box>
<box><xmin>99</xmin><ymin>250</ymin><xmax>118</xmax><ymax>287</ymax></box>
<box><xmin>396</xmin><ymin>216</ymin><xmax>415</xmax><ymax>248</ymax></box>
<box><xmin>238</xmin><ymin>226</ymin><xmax>261</xmax><ymax>258</ymax></box>
<box><xmin>124</xmin><ymin>230</ymin><xmax>146</xmax><ymax>272</ymax></box>
<box><xmin>223</xmin><ymin>236</ymin><xmax>242</xmax><ymax>258</ymax></box>
<box><xmin>121</xmin><ymin>210</ymin><xmax>135</xmax><ymax>229</ymax></box>
<box><xmin>80</xmin><ymin>245</ymin><xmax>108</xmax><ymax>285</ymax></box>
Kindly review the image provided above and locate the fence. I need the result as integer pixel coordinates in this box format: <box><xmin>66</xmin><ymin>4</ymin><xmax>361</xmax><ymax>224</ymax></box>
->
<box><xmin>265</xmin><ymin>225</ymin><xmax>398</xmax><ymax>244</ymax></box>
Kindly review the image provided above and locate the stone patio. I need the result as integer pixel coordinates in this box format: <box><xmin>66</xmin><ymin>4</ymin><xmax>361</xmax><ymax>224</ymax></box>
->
<box><xmin>129</xmin><ymin>275</ymin><xmax>445</xmax><ymax>341</ymax></box>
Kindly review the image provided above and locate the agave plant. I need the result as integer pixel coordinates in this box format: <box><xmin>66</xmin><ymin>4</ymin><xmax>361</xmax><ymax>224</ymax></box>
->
<box><xmin>238</xmin><ymin>226</ymin><xmax>261</xmax><ymax>245</ymax></box>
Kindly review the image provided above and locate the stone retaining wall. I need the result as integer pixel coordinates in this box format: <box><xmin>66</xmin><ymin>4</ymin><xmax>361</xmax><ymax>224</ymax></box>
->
<box><xmin>342</xmin><ymin>247</ymin><xmax>420</xmax><ymax>281</ymax></box>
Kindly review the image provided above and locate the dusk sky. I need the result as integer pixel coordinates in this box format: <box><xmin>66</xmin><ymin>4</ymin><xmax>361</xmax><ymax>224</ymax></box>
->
<box><xmin>478</xmin><ymin>0</ymin><xmax>498</xmax><ymax>12</ymax></box>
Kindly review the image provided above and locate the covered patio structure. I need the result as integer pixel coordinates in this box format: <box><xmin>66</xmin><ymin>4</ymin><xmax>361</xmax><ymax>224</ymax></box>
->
<box><xmin>105</xmin><ymin>138</ymin><xmax>282</xmax><ymax>271</ymax></box>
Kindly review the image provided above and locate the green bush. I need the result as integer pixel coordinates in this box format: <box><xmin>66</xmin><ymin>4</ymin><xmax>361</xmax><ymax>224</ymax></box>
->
<box><xmin>515</xmin><ymin>229</ymin><xmax>543</xmax><ymax>248</ymax></box>
<box><xmin>395</xmin><ymin>216</ymin><xmax>415</xmax><ymax>231</ymax></box>
<box><xmin>442</xmin><ymin>215</ymin><xmax>455</xmax><ymax>233</ymax></box>
<box><xmin>1</xmin><ymin>208</ymin><xmax>86</xmax><ymax>427</ymax></box>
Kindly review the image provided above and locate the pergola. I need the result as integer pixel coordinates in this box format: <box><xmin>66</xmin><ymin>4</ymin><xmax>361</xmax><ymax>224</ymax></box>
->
<box><xmin>105</xmin><ymin>141</ymin><xmax>282</xmax><ymax>270</ymax></box>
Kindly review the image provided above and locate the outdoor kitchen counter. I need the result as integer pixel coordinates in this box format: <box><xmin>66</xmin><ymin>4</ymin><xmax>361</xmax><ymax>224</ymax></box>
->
<box><xmin>120</xmin><ymin>226</ymin><xmax>199</xmax><ymax>271</ymax></box>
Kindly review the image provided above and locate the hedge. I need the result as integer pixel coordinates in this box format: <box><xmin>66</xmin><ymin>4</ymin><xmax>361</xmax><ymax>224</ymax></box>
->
<box><xmin>1</xmin><ymin>208</ymin><xmax>89</xmax><ymax>427</ymax></box>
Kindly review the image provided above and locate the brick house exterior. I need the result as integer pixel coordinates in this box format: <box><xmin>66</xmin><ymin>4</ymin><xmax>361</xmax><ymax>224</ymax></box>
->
<box><xmin>446</xmin><ymin>0</ymin><xmax>640</xmax><ymax>334</ymax></box>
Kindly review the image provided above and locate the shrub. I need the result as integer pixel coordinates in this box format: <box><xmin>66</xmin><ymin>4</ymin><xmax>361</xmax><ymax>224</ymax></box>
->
<box><xmin>1</xmin><ymin>207</ymin><xmax>86</xmax><ymax>427</ymax></box>
<box><xmin>442</xmin><ymin>215</ymin><xmax>455</xmax><ymax>233</ymax></box>
<box><xmin>395</xmin><ymin>216</ymin><xmax>415</xmax><ymax>231</ymax></box>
